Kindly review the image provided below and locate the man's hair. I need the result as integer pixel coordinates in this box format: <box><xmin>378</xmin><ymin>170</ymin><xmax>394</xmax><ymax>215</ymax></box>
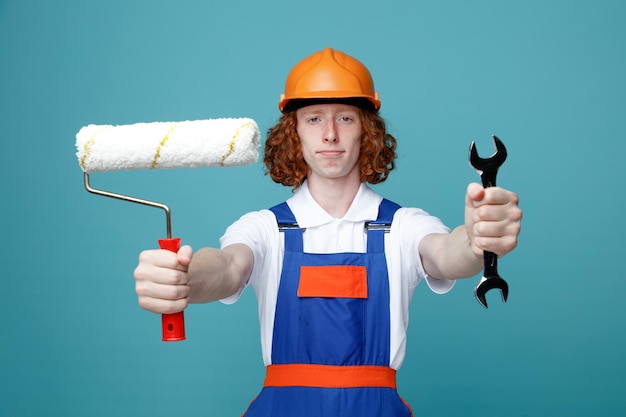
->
<box><xmin>263</xmin><ymin>108</ymin><xmax>397</xmax><ymax>189</ymax></box>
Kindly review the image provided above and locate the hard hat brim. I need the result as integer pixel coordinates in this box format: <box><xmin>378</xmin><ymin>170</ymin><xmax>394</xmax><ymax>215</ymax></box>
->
<box><xmin>279</xmin><ymin>93</ymin><xmax>381</xmax><ymax>113</ymax></box>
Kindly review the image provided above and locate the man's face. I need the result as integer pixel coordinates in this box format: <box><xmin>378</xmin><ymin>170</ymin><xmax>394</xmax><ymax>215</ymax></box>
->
<box><xmin>295</xmin><ymin>103</ymin><xmax>362</xmax><ymax>184</ymax></box>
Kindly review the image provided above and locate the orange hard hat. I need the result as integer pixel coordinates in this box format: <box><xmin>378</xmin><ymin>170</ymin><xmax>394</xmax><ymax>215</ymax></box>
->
<box><xmin>278</xmin><ymin>47</ymin><xmax>381</xmax><ymax>113</ymax></box>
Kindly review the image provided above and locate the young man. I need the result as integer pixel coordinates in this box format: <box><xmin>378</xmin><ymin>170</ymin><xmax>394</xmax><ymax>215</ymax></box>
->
<box><xmin>134</xmin><ymin>47</ymin><xmax>522</xmax><ymax>416</ymax></box>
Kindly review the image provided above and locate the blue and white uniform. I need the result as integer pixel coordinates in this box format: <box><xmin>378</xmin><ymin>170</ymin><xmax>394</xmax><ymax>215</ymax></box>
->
<box><xmin>220</xmin><ymin>182</ymin><xmax>454</xmax><ymax>416</ymax></box>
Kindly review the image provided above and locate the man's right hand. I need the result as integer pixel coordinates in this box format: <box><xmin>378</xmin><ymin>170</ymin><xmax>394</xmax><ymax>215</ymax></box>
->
<box><xmin>133</xmin><ymin>245</ymin><xmax>193</xmax><ymax>314</ymax></box>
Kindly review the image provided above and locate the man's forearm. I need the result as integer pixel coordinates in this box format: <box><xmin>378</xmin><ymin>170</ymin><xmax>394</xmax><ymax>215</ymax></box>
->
<box><xmin>420</xmin><ymin>227</ymin><xmax>483</xmax><ymax>280</ymax></box>
<box><xmin>187</xmin><ymin>244</ymin><xmax>254</xmax><ymax>304</ymax></box>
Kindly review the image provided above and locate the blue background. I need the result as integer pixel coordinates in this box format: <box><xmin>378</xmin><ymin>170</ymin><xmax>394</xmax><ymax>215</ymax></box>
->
<box><xmin>1</xmin><ymin>0</ymin><xmax>625</xmax><ymax>416</ymax></box>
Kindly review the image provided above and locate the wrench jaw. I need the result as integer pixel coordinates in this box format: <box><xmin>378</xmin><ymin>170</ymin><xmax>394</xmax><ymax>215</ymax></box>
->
<box><xmin>474</xmin><ymin>276</ymin><xmax>509</xmax><ymax>309</ymax></box>
<box><xmin>468</xmin><ymin>135</ymin><xmax>508</xmax><ymax>182</ymax></box>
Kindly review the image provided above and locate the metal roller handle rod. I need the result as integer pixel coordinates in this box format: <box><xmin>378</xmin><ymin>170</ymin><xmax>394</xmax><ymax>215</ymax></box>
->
<box><xmin>84</xmin><ymin>173</ymin><xmax>173</xmax><ymax>239</ymax></box>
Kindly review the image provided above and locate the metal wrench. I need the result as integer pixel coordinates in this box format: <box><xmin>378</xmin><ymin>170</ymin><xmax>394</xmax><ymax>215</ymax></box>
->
<box><xmin>469</xmin><ymin>135</ymin><xmax>509</xmax><ymax>308</ymax></box>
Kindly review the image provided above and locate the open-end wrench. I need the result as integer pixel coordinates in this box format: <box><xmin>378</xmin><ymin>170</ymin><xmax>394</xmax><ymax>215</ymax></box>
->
<box><xmin>469</xmin><ymin>135</ymin><xmax>509</xmax><ymax>308</ymax></box>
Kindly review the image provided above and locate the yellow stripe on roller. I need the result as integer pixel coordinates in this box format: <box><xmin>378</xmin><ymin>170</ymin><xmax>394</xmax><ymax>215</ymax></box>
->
<box><xmin>221</xmin><ymin>121</ymin><xmax>252</xmax><ymax>166</ymax></box>
<box><xmin>80</xmin><ymin>125</ymin><xmax>112</xmax><ymax>170</ymax></box>
<box><xmin>151</xmin><ymin>123</ymin><xmax>178</xmax><ymax>169</ymax></box>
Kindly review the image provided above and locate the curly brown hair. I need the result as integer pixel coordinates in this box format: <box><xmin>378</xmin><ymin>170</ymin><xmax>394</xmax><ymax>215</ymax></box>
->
<box><xmin>263</xmin><ymin>108</ymin><xmax>397</xmax><ymax>189</ymax></box>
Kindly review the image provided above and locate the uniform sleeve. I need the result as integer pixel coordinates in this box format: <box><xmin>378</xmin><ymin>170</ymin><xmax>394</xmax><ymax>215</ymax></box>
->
<box><xmin>393</xmin><ymin>207</ymin><xmax>455</xmax><ymax>294</ymax></box>
<box><xmin>218</xmin><ymin>209</ymin><xmax>279</xmax><ymax>304</ymax></box>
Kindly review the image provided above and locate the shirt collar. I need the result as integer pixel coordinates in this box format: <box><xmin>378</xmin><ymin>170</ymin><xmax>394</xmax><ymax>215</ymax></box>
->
<box><xmin>287</xmin><ymin>181</ymin><xmax>382</xmax><ymax>228</ymax></box>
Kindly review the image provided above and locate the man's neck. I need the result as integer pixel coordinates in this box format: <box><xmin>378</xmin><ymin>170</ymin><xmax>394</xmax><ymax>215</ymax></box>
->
<box><xmin>306</xmin><ymin>175</ymin><xmax>361</xmax><ymax>218</ymax></box>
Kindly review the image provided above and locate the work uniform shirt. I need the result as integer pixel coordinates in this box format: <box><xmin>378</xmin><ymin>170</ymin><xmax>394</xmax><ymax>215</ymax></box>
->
<box><xmin>220</xmin><ymin>181</ymin><xmax>454</xmax><ymax>370</ymax></box>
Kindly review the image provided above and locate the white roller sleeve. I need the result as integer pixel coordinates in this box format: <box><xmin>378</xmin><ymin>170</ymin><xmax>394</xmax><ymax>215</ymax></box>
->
<box><xmin>76</xmin><ymin>118</ymin><xmax>261</xmax><ymax>173</ymax></box>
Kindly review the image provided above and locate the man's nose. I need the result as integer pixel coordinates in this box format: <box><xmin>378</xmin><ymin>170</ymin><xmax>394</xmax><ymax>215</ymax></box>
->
<box><xmin>323</xmin><ymin>120</ymin><xmax>338</xmax><ymax>143</ymax></box>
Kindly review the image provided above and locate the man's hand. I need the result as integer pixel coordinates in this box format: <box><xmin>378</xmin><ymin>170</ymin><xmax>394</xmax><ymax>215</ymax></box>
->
<box><xmin>133</xmin><ymin>245</ymin><xmax>193</xmax><ymax>314</ymax></box>
<box><xmin>464</xmin><ymin>183</ymin><xmax>522</xmax><ymax>258</ymax></box>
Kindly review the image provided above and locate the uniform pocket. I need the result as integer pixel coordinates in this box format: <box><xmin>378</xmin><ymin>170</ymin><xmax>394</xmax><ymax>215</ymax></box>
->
<box><xmin>297</xmin><ymin>265</ymin><xmax>368</xmax><ymax>364</ymax></box>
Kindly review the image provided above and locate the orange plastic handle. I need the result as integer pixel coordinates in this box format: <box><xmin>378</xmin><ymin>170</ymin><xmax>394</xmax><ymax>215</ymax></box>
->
<box><xmin>158</xmin><ymin>238</ymin><xmax>186</xmax><ymax>342</ymax></box>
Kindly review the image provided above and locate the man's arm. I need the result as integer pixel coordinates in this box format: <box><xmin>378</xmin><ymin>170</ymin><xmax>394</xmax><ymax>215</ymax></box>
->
<box><xmin>419</xmin><ymin>183</ymin><xmax>522</xmax><ymax>280</ymax></box>
<box><xmin>134</xmin><ymin>243</ymin><xmax>254</xmax><ymax>314</ymax></box>
<box><xmin>188</xmin><ymin>244</ymin><xmax>254</xmax><ymax>304</ymax></box>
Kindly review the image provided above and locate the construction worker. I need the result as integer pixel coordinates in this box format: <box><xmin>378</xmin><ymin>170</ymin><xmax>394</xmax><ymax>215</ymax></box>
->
<box><xmin>134</xmin><ymin>47</ymin><xmax>522</xmax><ymax>416</ymax></box>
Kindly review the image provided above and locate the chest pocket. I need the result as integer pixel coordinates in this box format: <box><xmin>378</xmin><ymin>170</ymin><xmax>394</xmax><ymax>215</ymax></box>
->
<box><xmin>297</xmin><ymin>263</ymin><xmax>368</xmax><ymax>364</ymax></box>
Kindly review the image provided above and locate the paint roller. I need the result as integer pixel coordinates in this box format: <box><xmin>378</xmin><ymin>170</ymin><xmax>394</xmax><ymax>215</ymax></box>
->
<box><xmin>76</xmin><ymin>118</ymin><xmax>261</xmax><ymax>341</ymax></box>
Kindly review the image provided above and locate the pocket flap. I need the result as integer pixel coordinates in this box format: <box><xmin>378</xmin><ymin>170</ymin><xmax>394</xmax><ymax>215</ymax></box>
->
<box><xmin>298</xmin><ymin>265</ymin><xmax>368</xmax><ymax>299</ymax></box>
